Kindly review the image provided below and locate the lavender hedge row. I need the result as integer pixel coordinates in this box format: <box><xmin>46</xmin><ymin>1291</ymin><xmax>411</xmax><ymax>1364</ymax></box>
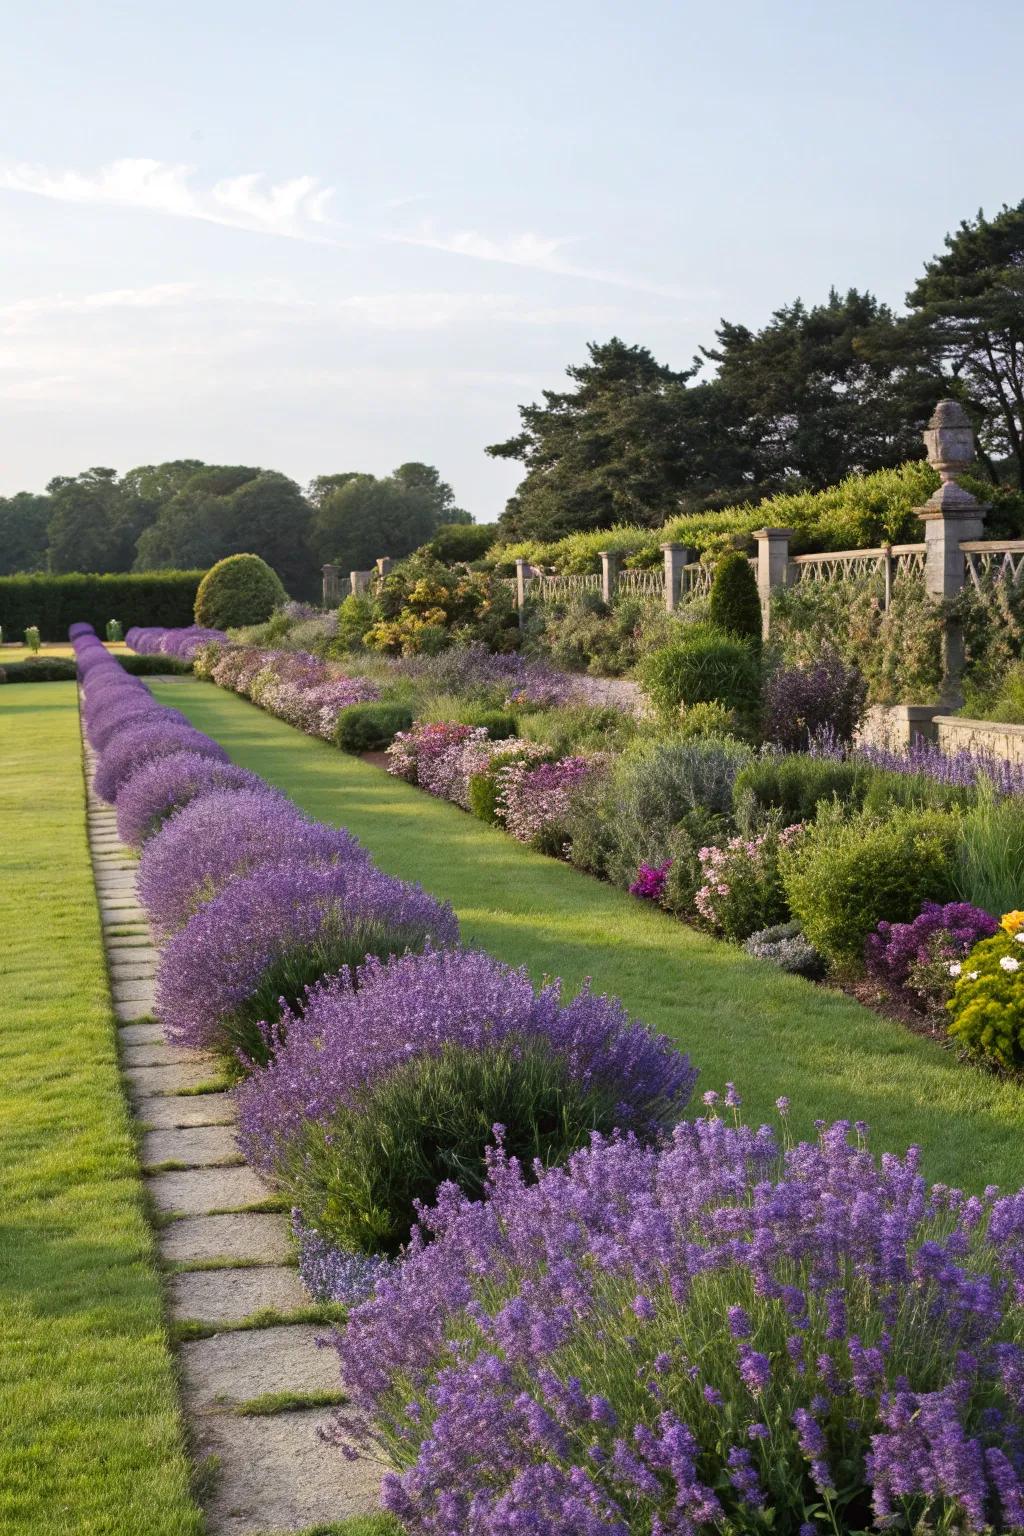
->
<box><xmin>74</xmin><ymin>622</ymin><xmax>1024</xmax><ymax>1533</ymax></box>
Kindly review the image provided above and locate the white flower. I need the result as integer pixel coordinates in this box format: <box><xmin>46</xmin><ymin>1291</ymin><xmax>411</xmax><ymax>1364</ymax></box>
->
<box><xmin>1000</xmin><ymin>956</ymin><xmax>1020</xmax><ymax>973</ymax></box>
<box><xmin>1015</xmin><ymin>932</ymin><xmax>1024</xmax><ymax>944</ymax></box>
<box><xmin>948</xmin><ymin>962</ymin><xmax>962</xmax><ymax>978</ymax></box>
<box><xmin>967</xmin><ymin>971</ymin><xmax>980</xmax><ymax>980</ymax></box>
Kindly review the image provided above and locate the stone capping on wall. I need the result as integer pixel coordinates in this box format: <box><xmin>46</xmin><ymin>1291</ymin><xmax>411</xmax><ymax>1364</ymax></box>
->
<box><xmin>934</xmin><ymin>714</ymin><xmax>1024</xmax><ymax>766</ymax></box>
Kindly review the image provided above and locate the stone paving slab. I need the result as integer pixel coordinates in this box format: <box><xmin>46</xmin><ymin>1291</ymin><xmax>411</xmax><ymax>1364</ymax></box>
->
<box><xmin>136</xmin><ymin>1093</ymin><xmax>236</xmax><ymax>1129</ymax></box>
<box><xmin>106</xmin><ymin>935</ymin><xmax>157</xmax><ymax>951</ymax></box>
<box><xmin>108</xmin><ymin>959</ymin><xmax>157</xmax><ymax>981</ymax></box>
<box><xmin>180</xmin><ymin>1325</ymin><xmax>338</xmax><ymax>1407</ymax></box>
<box><xmin>115</xmin><ymin>998</ymin><xmax>159</xmax><ymax>1022</ymax></box>
<box><xmin>120</xmin><ymin>1022</ymin><xmax>164</xmax><ymax>1047</ymax></box>
<box><xmin>167</xmin><ymin>1265</ymin><xmax>307</xmax><ymax>1324</ymax></box>
<box><xmin>160</xmin><ymin>1213</ymin><xmax>292</xmax><ymax>1265</ymax></box>
<box><xmin>111</xmin><ymin>979</ymin><xmax>157</xmax><ymax>1004</ymax></box>
<box><xmin>122</xmin><ymin>1041</ymin><xmax>204</xmax><ymax>1067</ymax></box>
<box><xmin>183</xmin><ymin>1411</ymin><xmax>381</xmax><ymax>1535</ymax></box>
<box><xmin>125</xmin><ymin>1060</ymin><xmax>221</xmax><ymax>1096</ymax></box>
<box><xmin>148</xmin><ymin>1165</ymin><xmax>270</xmax><ymax>1215</ymax></box>
<box><xmin>143</xmin><ymin>1123</ymin><xmax>240</xmax><ymax>1167</ymax></box>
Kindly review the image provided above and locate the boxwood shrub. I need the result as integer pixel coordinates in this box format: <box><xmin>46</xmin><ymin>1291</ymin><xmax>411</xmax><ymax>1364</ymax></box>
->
<box><xmin>334</xmin><ymin>702</ymin><xmax>413</xmax><ymax>753</ymax></box>
<box><xmin>781</xmin><ymin>804</ymin><xmax>961</xmax><ymax>966</ymax></box>
<box><xmin>639</xmin><ymin>624</ymin><xmax>761</xmax><ymax>727</ymax></box>
<box><xmin>194</xmin><ymin>553</ymin><xmax>287</xmax><ymax>629</ymax></box>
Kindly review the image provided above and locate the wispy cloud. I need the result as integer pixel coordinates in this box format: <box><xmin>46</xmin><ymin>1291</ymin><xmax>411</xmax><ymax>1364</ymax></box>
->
<box><xmin>389</xmin><ymin>220</ymin><xmax>685</xmax><ymax>299</ymax></box>
<box><xmin>0</xmin><ymin>158</ymin><xmax>340</xmax><ymax>242</ymax></box>
<box><xmin>0</xmin><ymin>282</ymin><xmax>197</xmax><ymax>332</ymax></box>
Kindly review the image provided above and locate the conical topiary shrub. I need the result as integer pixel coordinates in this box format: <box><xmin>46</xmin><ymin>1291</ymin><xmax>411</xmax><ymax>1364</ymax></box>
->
<box><xmin>708</xmin><ymin>550</ymin><xmax>762</xmax><ymax>646</ymax></box>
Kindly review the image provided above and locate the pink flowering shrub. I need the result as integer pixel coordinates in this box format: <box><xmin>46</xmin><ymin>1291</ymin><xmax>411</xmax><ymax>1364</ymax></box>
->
<box><xmin>385</xmin><ymin>721</ymin><xmax>481</xmax><ymax>788</ymax></box>
<box><xmin>206</xmin><ymin>644</ymin><xmax>379</xmax><ymax>739</ymax></box>
<box><xmin>498</xmin><ymin>754</ymin><xmax>605</xmax><ymax>854</ymax></box>
<box><xmin>694</xmin><ymin>824</ymin><xmax>803</xmax><ymax>941</ymax></box>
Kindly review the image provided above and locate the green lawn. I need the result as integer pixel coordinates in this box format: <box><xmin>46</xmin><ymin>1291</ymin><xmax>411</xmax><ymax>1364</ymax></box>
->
<box><xmin>152</xmin><ymin>678</ymin><xmax>1024</xmax><ymax>1193</ymax></box>
<box><xmin>0</xmin><ymin>683</ymin><xmax>202</xmax><ymax>1536</ymax></box>
<box><xmin>1</xmin><ymin>643</ymin><xmax>128</xmax><ymax>661</ymax></box>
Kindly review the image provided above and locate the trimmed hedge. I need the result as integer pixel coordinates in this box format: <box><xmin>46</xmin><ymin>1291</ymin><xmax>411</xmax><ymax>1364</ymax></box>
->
<box><xmin>0</xmin><ymin>658</ymin><xmax>78</xmax><ymax>683</ymax></box>
<box><xmin>334</xmin><ymin>702</ymin><xmax>413</xmax><ymax>753</ymax></box>
<box><xmin>0</xmin><ymin>572</ymin><xmax>205</xmax><ymax>641</ymax></box>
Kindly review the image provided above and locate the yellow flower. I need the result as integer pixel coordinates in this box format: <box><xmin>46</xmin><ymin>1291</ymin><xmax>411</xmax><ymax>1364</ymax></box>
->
<box><xmin>1001</xmin><ymin>911</ymin><xmax>1024</xmax><ymax>936</ymax></box>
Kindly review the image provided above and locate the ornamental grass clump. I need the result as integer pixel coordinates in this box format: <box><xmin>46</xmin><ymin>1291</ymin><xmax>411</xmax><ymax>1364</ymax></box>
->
<box><xmin>156</xmin><ymin>859</ymin><xmax>457</xmax><ymax>1063</ymax></box>
<box><xmin>947</xmin><ymin>918</ymin><xmax>1024</xmax><ymax>1070</ymax></box>
<box><xmin>236</xmin><ymin>946</ymin><xmax>696</xmax><ymax>1259</ymax></box>
<box><xmin>115</xmin><ymin>751</ymin><xmax>267</xmax><ymax>847</ymax></box>
<box><xmin>137</xmin><ymin>789</ymin><xmax>367</xmax><ymax>937</ymax></box>
<box><xmin>93</xmin><ymin>718</ymin><xmax>229</xmax><ymax>803</ymax></box>
<box><xmin>865</xmin><ymin>901</ymin><xmax>999</xmax><ymax>1013</ymax></box>
<box><xmin>331</xmin><ymin>1110</ymin><xmax>1024</xmax><ymax>1536</ymax></box>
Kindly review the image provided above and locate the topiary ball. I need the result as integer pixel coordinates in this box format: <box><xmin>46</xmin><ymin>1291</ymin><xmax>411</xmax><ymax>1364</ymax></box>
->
<box><xmin>194</xmin><ymin>553</ymin><xmax>287</xmax><ymax>630</ymax></box>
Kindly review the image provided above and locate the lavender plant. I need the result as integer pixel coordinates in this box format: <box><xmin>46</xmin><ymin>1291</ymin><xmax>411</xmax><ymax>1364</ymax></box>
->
<box><xmin>156</xmin><ymin>859</ymin><xmax>458</xmax><ymax>1061</ymax></box>
<box><xmin>137</xmin><ymin>789</ymin><xmax>367</xmax><ymax>936</ymax></box>
<box><xmin>332</xmin><ymin>1111</ymin><xmax>1024</xmax><ymax>1535</ymax></box>
<box><xmin>115</xmin><ymin>751</ymin><xmax>268</xmax><ymax>847</ymax></box>
<box><xmin>93</xmin><ymin>718</ymin><xmax>229</xmax><ymax>803</ymax></box>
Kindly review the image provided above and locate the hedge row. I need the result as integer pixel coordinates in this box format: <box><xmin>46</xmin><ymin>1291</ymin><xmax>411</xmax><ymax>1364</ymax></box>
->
<box><xmin>0</xmin><ymin>572</ymin><xmax>206</xmax><ymax>640</ymax></box>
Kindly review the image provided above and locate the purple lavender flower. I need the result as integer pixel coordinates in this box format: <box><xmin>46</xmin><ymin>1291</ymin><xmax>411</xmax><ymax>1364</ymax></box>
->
<box><xmin>93</xmin><ymin>719</ymin><xmax>228</xmax><ymax>803</ymax></box>
<box><xmin>326</xmin><ymin>1119</ymin><xmax>1024</xmax><ymax>1535</ymax></box>
<box><xmin>156</xmin><ymin>858</ymin><xmax>458</xmax><ymax>1057</ymax></box>
<box><xmin>115</xmin><ymin>751</ymin><xmax>268</xmax><ymax>847</ymax></box>
<box><xmin>236</xmin><ymin>946</ymin><xmax>697</xmax><ymax>1173</ymax></box>
<box><xmin>137</xmin><ymin>789</ymin><xmax>367</xmax><ymax>936</ymax></box>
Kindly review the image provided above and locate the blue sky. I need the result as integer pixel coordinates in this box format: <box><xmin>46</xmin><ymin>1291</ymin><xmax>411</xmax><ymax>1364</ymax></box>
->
<box><xmin>1</xmin><ymin>0</ymin><xmax>1022</xmax><ymax>520</ymax></box>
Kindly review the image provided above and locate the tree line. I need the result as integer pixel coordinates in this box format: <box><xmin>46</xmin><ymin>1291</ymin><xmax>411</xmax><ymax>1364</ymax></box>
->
<box><xmin>0</xmin><ymin>461</ymin><xmax>471</xmax><ymax>597</ymax></box>
<box><xmin>488</xmin><ymin>201</ymin><xmax>1024</xmax><ymax>539</ymax></box>
<box><xmin>4</xmin><ymin>199</ymin><xmax>1023</xmax><ymax>579</ymax></box>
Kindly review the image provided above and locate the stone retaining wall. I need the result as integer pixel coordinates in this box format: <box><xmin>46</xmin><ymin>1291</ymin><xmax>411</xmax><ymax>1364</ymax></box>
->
<box><xmin>934</xmin><ymin>715</ymin><xmax>1024</xmax><ymax>764</ymax></box>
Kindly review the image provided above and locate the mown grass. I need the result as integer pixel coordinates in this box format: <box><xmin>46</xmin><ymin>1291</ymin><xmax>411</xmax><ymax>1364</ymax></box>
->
<box><xmin>152</xmin><ymin>679</ymin><xmax>1024</xmax><ymax>1193</ymax></box>
<box><xmin>0</xmin><ymin>683</ymin><xmax>203</xmax><ymax>1534</ymax></box>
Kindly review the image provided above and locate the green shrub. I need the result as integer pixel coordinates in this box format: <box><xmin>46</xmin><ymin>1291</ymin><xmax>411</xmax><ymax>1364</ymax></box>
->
<box><xmin>517</xmin><ymin>703</ymin><xmax>636</xmax><ymax>758</ymax></box>
<box><xmin>965</xmin><ymin>660</ymin><xmax>1024</xmax><ymax>725</ymax></box>
<box><xmin>781</xmin><ymin>805</ymin><xmax>961</xmax><ymax>966</ymax></box>
<box><xmin>527</xmin><ymin>592</ymin><xmax>674</xmax><ymax>678</ymax></box>
<box><xmin>0</xmin><ymin>571</ymin><xmax>205</xmax><ymax>641</ymax></box>
<box><xmin>676</xmin><ymin>700</ymin><xmax>738</xmax><ymax>740</ymax></box>
<box><xmin>593</xmin><ymin>736</ymin><xmax>749</xmax><ymax>889</ymax></box>
<box><xmin>194</xmin><ymin>553</ymin><xmax>287</xmax><ymax>629</ymax></box>
<box><xmin>861</xmin><ymin>767</ymin><xmax>977</xmax><ymax>816</ymax></box>
<box><xmin>334</xmin><ymin>702</ymin><xmax>413</xmax><ymax>753</ymax></box>
<box><xmin>0</xmin><ymin>658</ymin><xmax>77</xmax><ymax>683</ymax></box>
<box><xmin>415</xmin><ymin>696</ymin><xmax>519</xmax><ymax>739</ymax></box>
<box><xmin>733</xmin><ymin>756</ymin><xmax>869</xmax><ymax>831</ymax></box>
<box><xmin>24</xmin><ymin>626</ymin><xmax>40</xmax><ymax>653</ymax></box>
<box><xmin>947</xmin><ymin>927</ymin><xmax>1024</xmax><ymax>1069</ymax></box>
<box><xmin>287</xmin><ymin>1039</ymin><xmax>627</xmax><ymax>1256</ymax></box>
<box><xmin>955</xmin><ymin>781</ymin><xmax>1024</xmax><ymax>916</ymax></box>
<box><xmin>427</xmin><ymin>523</ymin><xmax>499</xmax><ymax>564</ymax></box>
<box><xmin>660</xmin><ymin>810</ymin><xmax>732</xmax><ymax>916</ymax></box>
<box><xmin>693</xmin><ymin>822</ymin><xmax>798</xmax><ymax>942</ymax></box>
<box><xmin>117</xmin><ymin>653</ymin><xmax>192</xmax><ymax>677</ymax></box>
<box><xmin>105</xmin><ymin>618</ymin><xmax>123</xmax><ymax>642</ymax></box>
<box><xmin>336</xmin><ymin>593</ymin><xmax>376</xmax><ymax>651</ymax></box>
<box><xmin>708</xmin><ymin>551</ymin><xmax>762</xmax><ymax>646</ymax></box>
<box><xmin>639</xmin><ymin>624</ymin><xmax>761</xmax><ymax>727</ymax></box>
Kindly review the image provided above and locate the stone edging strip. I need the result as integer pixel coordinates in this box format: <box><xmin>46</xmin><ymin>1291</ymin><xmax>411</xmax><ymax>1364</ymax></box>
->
<box><xmin>80</xmin><ymin>711</ymin><xmax>381</xmax><ymax>1534</ymax></box>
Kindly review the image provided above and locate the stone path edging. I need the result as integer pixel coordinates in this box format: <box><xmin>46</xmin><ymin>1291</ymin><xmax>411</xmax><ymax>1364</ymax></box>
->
<box><xmin>81</xmin><ymin>717</ymin><xmax>382</xmax><ymax>1534</ymax></box>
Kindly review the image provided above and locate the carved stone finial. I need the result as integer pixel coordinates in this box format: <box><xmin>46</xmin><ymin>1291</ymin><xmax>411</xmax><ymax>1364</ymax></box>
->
<box><xmin>923</xmin><ymin>399</ymin><xmax>975</xmax><ymax>482</ymax></box>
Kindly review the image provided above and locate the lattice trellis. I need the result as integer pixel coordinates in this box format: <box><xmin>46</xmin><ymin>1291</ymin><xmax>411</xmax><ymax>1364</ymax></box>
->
<box><xmin>962</xmin><ymin>542</ymin><xmax>1024</xmax><ymax>593</ymax></box>
<box><xmin>532</xmin><ymin>572</ymin><xmax>601</xmax><ymax>604</ymax></box>
<box><xmin>616</xmin><ymin>568</ymin><xmax>663</xmax><ymax>598</ymax></box>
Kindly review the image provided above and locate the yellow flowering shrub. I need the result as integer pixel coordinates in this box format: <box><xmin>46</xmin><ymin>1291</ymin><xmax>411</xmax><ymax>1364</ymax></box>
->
<box><xmin>947</xmin><ymin>925</ymin><xmax>1024</xmax><ymax>1069</ymax></box>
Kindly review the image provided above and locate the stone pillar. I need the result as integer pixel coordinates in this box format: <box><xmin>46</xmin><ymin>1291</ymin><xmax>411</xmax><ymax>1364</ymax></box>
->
<box><xmin>598</xmin><ymin>550</ymin><xmax>619</xmax><ymax>605</ymax></box>
<box><xmin>661</xmin><ymin>543</ymin><xmax>689</xmax><ymax>613</ymax></box>
<box><xmin>515</xmin><ymin>558</ymin><xmax>531</xmax><ymax>626</ymax></box>
<box><xmin>350</xmin><ymin>569</ymin><xmax>372</xmax><ymax>596</ymax></box>
<box><xmin>753</xmin><ymin>528</ymin><xmax>793</xmax><ymax>638</ymax></box>
<box><xmin>916</xmin><ymin>400</ymin><xmax>989</xmax><ymax>708</ymax></box>
<box><xmin>376</xmin><ymin>556</ymin><xmax>394</xmax><ymax>579</ymax></box>
<box><xmin>321</xmin><ymin>563</ymin><xmax>339</xmax><ymax>606</ymax></box>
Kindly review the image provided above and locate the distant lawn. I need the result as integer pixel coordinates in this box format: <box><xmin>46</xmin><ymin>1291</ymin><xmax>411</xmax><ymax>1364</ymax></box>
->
<box><xmin>152</xmin><ymin>678</ymin><xmax>1024</xmax><ymax>1194</ymax></box>
<box><xmin>0</xmin><ymin>683</ymin><xmax>202</xmax><ymax>1536</ymax></box>
<box><xmin>1</xmin><ymin>642</ymin><xmax>127</xmax><ymax>661</ymax></box>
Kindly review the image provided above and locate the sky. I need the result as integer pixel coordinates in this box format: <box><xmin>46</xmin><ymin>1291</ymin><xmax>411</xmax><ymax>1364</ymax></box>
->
<box><xmin>1</xmin><ymin>0</ymin><xmax>1022</xmax><ymax>522</ymax></box>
